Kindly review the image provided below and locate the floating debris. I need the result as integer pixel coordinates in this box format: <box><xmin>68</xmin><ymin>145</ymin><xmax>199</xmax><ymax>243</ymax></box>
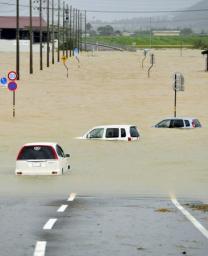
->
<box><xmin>185</xmin><ymin>203</ymin><xmax>208</xmax><ymax>212</ymax></box>
<box><xmin>155</xmin><ymin>208</ymin><xmax>172</xmax><ymax>213</ymax></box>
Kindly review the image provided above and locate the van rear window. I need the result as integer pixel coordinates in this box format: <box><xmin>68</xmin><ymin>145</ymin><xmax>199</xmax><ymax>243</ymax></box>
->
<box><xmin>17</xmin><ymin>146</ymin><xmax>57</xmax><ymax>160</ymax></box>
<box><xmin>193</xmin><ymin>119</ymin><xmax>201</xmax><ymax>128</ymax></box>
<box><xmin>130</xmin><ymin>126</ymin><xmax>139</xmax><ymax>137</ymax></box>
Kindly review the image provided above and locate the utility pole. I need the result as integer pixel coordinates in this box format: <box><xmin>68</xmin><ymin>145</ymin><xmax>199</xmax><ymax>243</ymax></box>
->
<box><xmin>29</xmin><ymin>0</ymin><xmax>33</xmax><ymax>74</ymax></box>
<box><xmin>69</xmin><ymin>5</ymin><xmax>72</xmax><ymax>56</ymax></box>
<box><xmin>46</xmin><ymin>0</ymin><xmax>50</xmax><ymax>67</ymax></box>
<box><xmin>52</xmin><ymin>0</ymin><xmax>55</xmax><ymax>64</ymax></box>
<box><xmin>85</xmin><ymin>10</ymin><xmax>87</xmax><ymax>52</ymax></box>
<box><xmin>149</xmin><ymin>17</ymin><xmax>152</xmax><ymax>49</ymax></box>
<box><xmin>80</xmin><ymin>12</ymin><xmax>82</xmax><ymax>51</ymax></box>
<box><xmin>66</xmin><ymin>4</ymin><xmax>69</xmax><ymax>58</ymax></box>
<box><xmin>62</xmin><ymin>1</ymin><xmax>65</xmax><ymax>56</ymax></box>
<box><xmin>16</xmin><ymin>0</ymin><xmax>20</xmax><ymax>79</ymax></box>
<box><xmin>57</xmin><ymin>0</ymin><xmax>60</xmax><ymax>62</ymax></box>
<box><xmin>72</xmin><ymin>8</ymin><xmax>75</xmax><ymax>55</ymax></box>
<box><xmin>77</xmin><ymin>10</ymin><xmax>80</xmax><ymax>52</ymax></box>
<box><xmin>39</xmin><ymin>0</ymin><xmax>43</xmax><ymax>70</ymax></box>
<box><xmin>75</xmin><ymin>9</ymin><xmax>78</xmax><ymax>48</ymax></box>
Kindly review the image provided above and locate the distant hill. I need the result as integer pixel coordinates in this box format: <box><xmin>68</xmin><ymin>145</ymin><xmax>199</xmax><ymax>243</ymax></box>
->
<box><xmin>173</xmin><ymin>0</ymin><xmax>208</xmax><ymax>33</ymax></box>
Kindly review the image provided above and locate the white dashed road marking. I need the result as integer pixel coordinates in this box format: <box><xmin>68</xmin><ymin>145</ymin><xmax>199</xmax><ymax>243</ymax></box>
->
<box><xmin>68</xmin><ymin>192</ymin><xmax>76</xmax><ymax>201</ymax></box>
<box><xmin>171</xmin><ymin>197</ymin><xmax>208</xmax><ymax>239</ymax></box>
<box><xmin>57</xmin><ymin>204</ymin><xmax>68</xmax><ymax>212</ymax></box>
<box><xmin>33</xmin><ymin>241</ymin><xmax>47</xmax><ymax>256</ymax></box>
<box><xmin>43</xmin><ymin>218</ymin><xmax>57</xmax><ymax>230</ymax></box>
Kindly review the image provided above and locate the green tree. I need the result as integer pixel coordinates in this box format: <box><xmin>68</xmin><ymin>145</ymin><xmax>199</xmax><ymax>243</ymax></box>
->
<box><xmin>97</xmin><ymin>25</ymin><xmax>114</xmax><ymax>36</ymax></box>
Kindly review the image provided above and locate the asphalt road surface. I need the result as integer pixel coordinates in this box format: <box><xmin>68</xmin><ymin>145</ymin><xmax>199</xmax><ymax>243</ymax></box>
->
<box><xmin>0</xmin><ymin>194</ymin><xmax>208</xmax><ymax>256</ymax></box>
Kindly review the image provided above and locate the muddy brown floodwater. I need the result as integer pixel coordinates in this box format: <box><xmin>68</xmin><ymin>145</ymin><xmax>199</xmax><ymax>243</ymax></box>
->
<box><xmin>0</xmin><ymin>49</ymin><xmax>207</xmax><ymax>199</ymax></box>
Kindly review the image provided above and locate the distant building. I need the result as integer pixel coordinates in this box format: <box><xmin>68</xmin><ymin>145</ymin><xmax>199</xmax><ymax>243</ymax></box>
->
<box><xmin>152</xmin><ymin>30</ymin><xmax>181</xmax><ymax>36</ymax></box>
<box><xmin>0</xmin><ymin>16</ymin><xmax>47</xmax><ymax>42</ymax></box>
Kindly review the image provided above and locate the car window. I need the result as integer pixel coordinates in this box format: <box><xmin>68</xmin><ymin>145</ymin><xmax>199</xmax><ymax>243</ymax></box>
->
<box><xmin>106</xmin><ymin>128</ymin><xmax>119</xmax><ymax>138</ymax></box>
<box><xmin>87</xmin><ymin>128</ymin><xmax>104</xmax><ymax>139</ymax></box>
<box><xmin>130</xmin><ymin>126</ymin><xmax>139</xmax><ymax>137</ymax></box>
<box><xmin>156</xmin><ymin>119</ymin><xmax>170</xmax><ymax>128</ymax></box>
<box><xmin>17</xmin><ymin>146</ymin><xmax>57</xmax><ymax>160</ymax></box>
<box><xmin>121</xmin><ymin>128</ymin><xmax>126</xmax><ymax>138</ymax></box>
<box><xmin>172</xmin><ymin>119</ymin><xmax>184</xmax><ymax>128</ymax></box>
<box><xmin>185</xmin><ymin>120</ymin><xmax>190</xmax><ymax>127</ymax></box>
<box><xmin>56</xmin><ymin>145</ymin><xmax>65</xmax><ymax>157</ymax></box>
<box><xmin>193</xmin><ymin>119</ymin><xmax>201</xmax><ymax>128</ymax></box>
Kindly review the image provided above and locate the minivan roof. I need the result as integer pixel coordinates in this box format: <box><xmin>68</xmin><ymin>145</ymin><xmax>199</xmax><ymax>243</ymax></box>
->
<box><xmin>164</xmin><ymin>117</ymin><xmax>197</xmax><ymax>120</ymax></box>
<box><xmin>90</xmin><ymin>125</ymin><xmax>137</xmax><ymax>129</ymax></box>
<box><xmin>23</xmin><ymin>142</ymin><xmax>58</xmax><ymax>147</ymax></box>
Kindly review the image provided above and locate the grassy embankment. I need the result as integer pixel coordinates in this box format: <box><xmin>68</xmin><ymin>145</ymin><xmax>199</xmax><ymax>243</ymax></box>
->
<box><xmin>89</xmin><ymin>35</ymin><xmax>208</xmax><ymax>49</ymax></box>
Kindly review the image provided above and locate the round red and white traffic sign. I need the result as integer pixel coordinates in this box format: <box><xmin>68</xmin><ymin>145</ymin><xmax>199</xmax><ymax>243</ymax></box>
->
<box><xmin>8</xmin><ymin>71</ymin><xmax>17</xmax><ymax>81</ymax></box>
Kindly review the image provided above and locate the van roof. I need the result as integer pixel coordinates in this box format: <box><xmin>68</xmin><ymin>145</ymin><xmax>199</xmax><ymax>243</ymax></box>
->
<box><xmin>23</xmin><ymin>142</ymin><xmax>58</xmax><ymax>147</ymax></box>
<box><xmin>90</xmin><ymin>125</ymin><xmax>137</xmax><ymax>129</ymax></box>
<box><xmin>165</xmin><ymin>117</ymin><xmax>197</xmax><ymax>120</ymax></box>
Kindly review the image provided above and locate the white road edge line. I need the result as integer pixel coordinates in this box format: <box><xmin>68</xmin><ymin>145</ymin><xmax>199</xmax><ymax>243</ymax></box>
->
<box><xmin>43</xmin><ymin>218</ymin><xmax>57</xmax><ymax>230</ymax></box>
<box><xmin>68</xmin><ymin>192</ymin><xmax>76</xmax><ymax>202</ymax></box>
<box><xmin>33</xmin><ymin>241</ymin><xmax>47</xmax><ymax>256</ymax></box>
<box><xmin>57</xmin><ymin>204</ymin><xmax>68</xmax><ymax>212</ymax></box>
<box><xmin>171</xmin><ymin>197</ymin><xmax>208</xmax><ymax>239</ymax></box>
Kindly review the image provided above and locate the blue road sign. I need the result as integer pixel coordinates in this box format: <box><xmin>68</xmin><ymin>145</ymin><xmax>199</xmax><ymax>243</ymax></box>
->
<box><xmin>74</xmin><ymin>48</ymin><xmax>79</xmax><ymax>56</ymax></box>
<box><xmin>8</xmin><ymin>81</ymin><xmax>17</xmax><ymax>91</ymax></box>
<box><xmin>0</xmin><ymin>77</ymin><xmax>7</xmax><ymax>85</ymax></box>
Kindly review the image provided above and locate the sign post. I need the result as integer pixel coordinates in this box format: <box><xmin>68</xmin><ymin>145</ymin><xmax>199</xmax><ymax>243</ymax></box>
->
<box><xmin>172</xmin><ymin>72</ymin><xmax>184</xmax><ymax>117</ymax></box>
<box><xmin>8</xmin><ymin>71</ymin><xmax>18</xmax><ymax>118</ymax></box>
<box><xmin>8</xmin><ymin>81</ymin><xmax>18</xmax><ymax>118</ymax></box>
<box><xmin>74</xmin><ymin>47</ymin><xmax>80</xmax><ymax>67</ymax></box>
<box><xmin>148</xmin><ymin>53</ymin><xmax>155</xmax><ymax>78</ymax></box>
<box><xmin>201</xmin><ymin>50</ymin><xmax>208</xmax><ymax>72</ymax></box>
<box><xmin>61</xmin><ymin>55</ymin><xmax>69</xmax><ymax>78</ymax></box>
<box><xmin>142</xmin><ymin>49</ymin><xmax>148</xmax><ymax>69</ymax></box>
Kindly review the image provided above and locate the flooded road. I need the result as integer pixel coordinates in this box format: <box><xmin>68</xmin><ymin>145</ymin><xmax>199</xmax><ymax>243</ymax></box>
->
<box><xmin>0</xmin><ymin>127</ymin><xmax>208</xmax><ymax>199</ymax></box>
<box><xmin>0</xmin><ymin>49</ymin><xmax>207</xmax><ymax>199</ymax></box>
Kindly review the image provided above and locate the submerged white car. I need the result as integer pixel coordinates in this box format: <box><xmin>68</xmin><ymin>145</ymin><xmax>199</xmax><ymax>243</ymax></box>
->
<box><xmin>154</xmin><ymin>117</ymin><xmax>202</xmax><ymax>129</ymax></box>
<box><xmin>78</xmin><ymin>125</ymin><xmax>140</xmax><ymax>141</ymax></box>
<box><xmin>15</xmin><ymin>142</ymin><xmax>70</xmax><ymax>175</ymax></box>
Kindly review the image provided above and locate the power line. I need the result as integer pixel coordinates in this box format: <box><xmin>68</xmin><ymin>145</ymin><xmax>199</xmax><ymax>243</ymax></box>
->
<box><xmin>84</xmin><ymin>8</ymin><xmax>208</xmax><ymax>14</ymax></box>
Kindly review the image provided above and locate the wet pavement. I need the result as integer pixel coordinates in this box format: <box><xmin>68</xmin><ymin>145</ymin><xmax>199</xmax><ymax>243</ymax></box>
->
<box><xmin>0</xmin><ymin>195</ymin><xmax>208</xmax><ymax>256</ymax></box>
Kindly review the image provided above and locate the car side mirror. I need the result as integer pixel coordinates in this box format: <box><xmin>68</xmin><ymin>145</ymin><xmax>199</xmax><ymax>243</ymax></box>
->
<box><xmin>65</xmin><ymin>154</ymin><xmax>70</xmax><ymax>158</ymax></box>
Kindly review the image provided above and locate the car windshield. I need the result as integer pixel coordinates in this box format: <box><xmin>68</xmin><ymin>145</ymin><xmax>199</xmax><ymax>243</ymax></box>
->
<box><xmin>156</xmin><ymin>119</ymin><xmax>170</xmax><ymax>128</ymax></box>
<box><xmin>17</xmin><ymin>146</ymin><xmax>57</xmax><ymax>160</ymax></box>
<box><xmin>87</xmin><ymin>128</ymin><xmax>104</xmax><ymax>139</ymax></box>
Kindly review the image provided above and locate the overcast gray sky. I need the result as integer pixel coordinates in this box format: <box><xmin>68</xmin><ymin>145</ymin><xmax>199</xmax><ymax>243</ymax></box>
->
<box><xmin>0</xmin><ymin>0</ymin><xmax>202</xmax><ymax>21</ymax></box>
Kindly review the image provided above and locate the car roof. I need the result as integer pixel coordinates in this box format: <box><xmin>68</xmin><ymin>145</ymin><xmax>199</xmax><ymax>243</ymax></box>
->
<box><xmin>90</xmin><ymin>125</ymin><xmax>137</xmax><ymax>129</ymax></box>
<box><xmin>22</xmin><ymin>142</ymin><xmax>58</xmax><ymax>147</ymax></box>
<box><xmin>163</xmin><ymin>117</ymin><xmax>197</xmax><ymax>120</ymax></box>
